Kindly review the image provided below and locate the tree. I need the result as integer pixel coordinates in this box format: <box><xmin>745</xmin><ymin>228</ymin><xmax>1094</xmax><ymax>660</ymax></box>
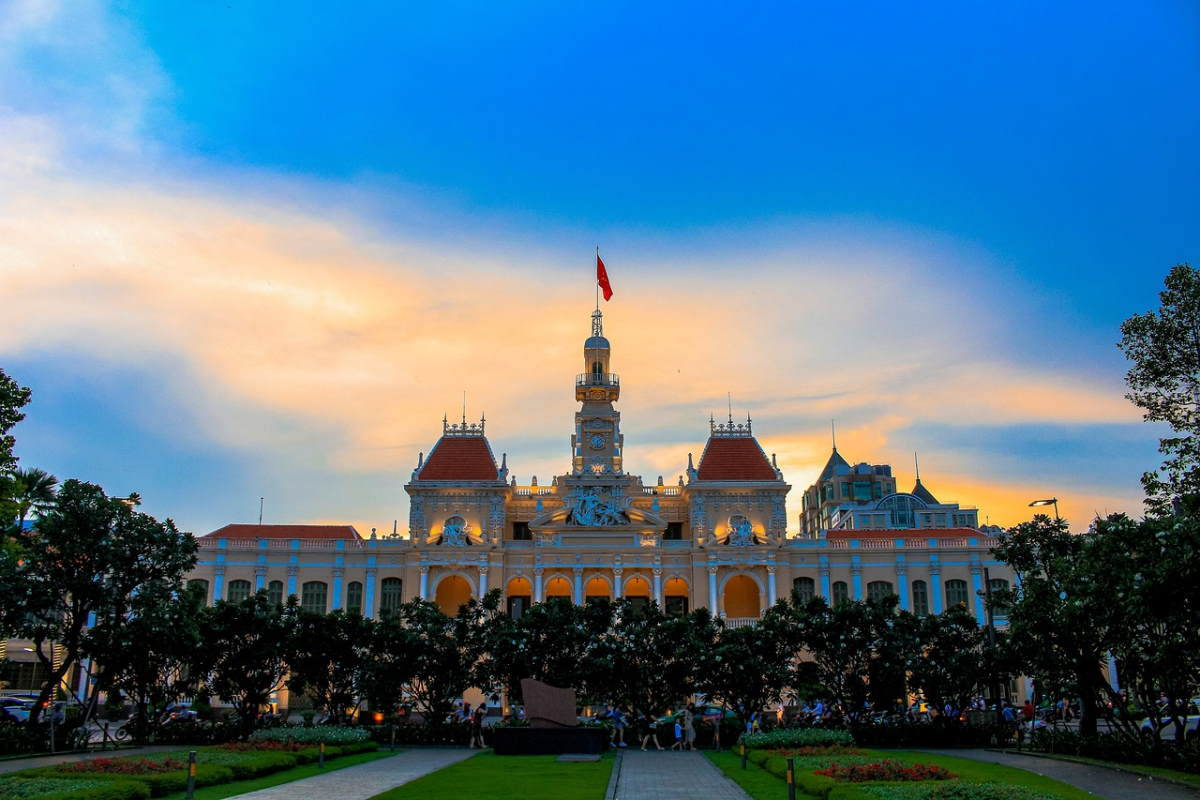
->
<box><xmin>909</xmin><ymin>606</ymin><xmax>989</xmax><ymax>718</ymax></box>
<box><xmin>195</xmin><ymin>593</ymin><xmax>294</xmax><ymax>737</ymax></box>
<box><xmin>696</xmin><ymin>602</ymin><xmax>798</xmax><ymax>725</ymax></box>
<box><xmin>284</xmin><ymin>609</ymin><xmax>374</xmax><ymax>724</ymax></box>
<box><xmin>85</xmin><ymin>580</ymin><xmax>206</xmax><ymax>743</ymax></box>
<box><xmin>398</xmin><ymin>598</ymin><xmax>483</xmax><ymax>724</ymax></box>
<box><xmin>0</xmin><ymin>480</ymin><xmax>197</xmax><ymax>726</ymax></box>
<box><xmin>10</xmin><ymin>467</ymin><xmax>58</xmax><ymax>530</ymax></box>
<box><xmin>0</xmin><ymin>368</ymin><xmax>31</xmax><ymax>526</ymax></box>
<box><xmin>360</xmin><ymin>614</ymin><xmax>420</xmax><ymax>717</ymax></box>
<box><xmin>1119</xmin><ymin>263</ymin><xmax>1200</xmax><ymax>514</ymax></box>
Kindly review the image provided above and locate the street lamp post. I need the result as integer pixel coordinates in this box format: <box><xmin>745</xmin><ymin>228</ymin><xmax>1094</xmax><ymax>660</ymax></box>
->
<box><xmin>1028</xmin><ymin>498</ymin><xmax>1059</xmax><ymax>520</ymax></box>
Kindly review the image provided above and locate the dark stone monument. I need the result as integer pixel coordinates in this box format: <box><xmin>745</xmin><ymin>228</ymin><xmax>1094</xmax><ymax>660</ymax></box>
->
<box><xmin>491</xmin><ymin>679</ymin><xmax>609</xmax><ymax>756</ymax></box>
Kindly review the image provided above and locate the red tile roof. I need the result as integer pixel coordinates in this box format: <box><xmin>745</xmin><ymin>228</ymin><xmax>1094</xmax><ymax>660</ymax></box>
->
<box><xmin>827</xmin><ymin>528</ymin><xmax>983</xmax><ymax>539</ymax></box>
<box><xmin>696</xmin><ymin>436</ymin><xmax>778</xmax><ymax>481</ymax></box>
<box><xmin>204</xmin><ymin>524</ymin><xmax>362</xmax><ymax>540</ymax></box>
<box><xmin>416</xmin><ymin>436</ymin><xmax>499</xmax><ymax>481</ymax></box>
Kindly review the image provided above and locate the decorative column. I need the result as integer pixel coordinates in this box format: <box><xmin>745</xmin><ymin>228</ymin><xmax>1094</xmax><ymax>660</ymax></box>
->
<box><xmin>652</xmin><ymin>568</ymin><xmax>663</xmax><ymax>608</ymax></box>
<box><xmin>707</xmin><ymin>565</ymin><xmax>719</xmax><ymax>614</ymax></box>
<box><xmin>212</xmin><ymin>566</ymin><xmax>225</xmax><ymax>606</ymax></box>
<box><xmin>533</xmin><ymin>568</ymin><xmax>545</xmax><ymax>602</ymax></box>
<box><xmin>331</xmin><ymin>568</ymin><xmax>345</xmax><ymax>611</ymax></box>
<box><xmin>613</xmin><ymin>567</ymin><xmax>624</xmax><ymax>599</ymax></box>
<box><xmin>819</xmin><ymin>559</ymin><xmax>832</xmax><ymax>599</ymax></box>
<box><xmin>254</xmin><ymin>566</ymin><xmax>267</xmax><ymax>592</ymax></box>
<box><xmin>971</xmin><ymin>565</ymin><xmax>985</xmax><ymax>625</ymax></box>
<box><xmin>929</xmin><ymin>559</ymin><xmax>943</xmax><ymax>614</ymax></box>
<box><xmin>766</xmin><ymin>565</ymin><xmax>777</xmax><ymax>606</ymax></box>
<box><xmin>573</xmin><ymin>568</ymin><xmax>584</xmax><ymax>605</ymax></box>
<box><xmin>364</xmin><ymin>568</ymin><xmax>377</xmax><ymax>619</ymax></box>
<box><xmin>419</xmin><ymin>565</ymin><xmax>429</xmax><ymax>601</ymax></box>
<box><xmin>286</xmin><ymin>565</ymin><xmax>298</xmax><ymax>598</ymax></box>
<box><xmin>478</xmin><ymin>564</ymin><xmax>489</xmax><ymax>596</ymax></box>
<box><xmin>895</xmin><ymin>558</ymin><xmax>908</xmax><ymax>611</ymax></box>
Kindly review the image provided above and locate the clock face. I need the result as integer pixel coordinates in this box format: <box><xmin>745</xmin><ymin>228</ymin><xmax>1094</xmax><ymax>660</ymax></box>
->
<box><xmin>589</xmin><ymin>433</ymin><xmax>606</xmax><ymax>450</ymax></box>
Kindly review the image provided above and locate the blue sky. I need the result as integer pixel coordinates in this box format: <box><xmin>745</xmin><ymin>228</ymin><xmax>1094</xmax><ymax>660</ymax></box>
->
<box><xmin>1</xmin><ymin>0</ymin><xmax>1197</xmax><ymax>533</ymax></box>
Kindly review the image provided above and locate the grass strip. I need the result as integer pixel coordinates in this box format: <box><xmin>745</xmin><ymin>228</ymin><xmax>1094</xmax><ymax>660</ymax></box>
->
<box><xmin>708</xmin><ymin>748</ymin><xmax>1098</xmax><ymax>800</ymax></box>
<box><xmin>156</xmin><ymin>749</ymin><xmax>398</xmax><ymax>800</ymax></box>
<box><xmin>369</xmin><ymin>751</ymin><xmax>614</xmax><ymax>800</ymax></box>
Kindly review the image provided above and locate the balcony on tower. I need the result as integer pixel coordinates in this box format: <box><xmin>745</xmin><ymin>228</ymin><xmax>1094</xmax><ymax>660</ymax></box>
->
<box><xmin>576</xmin><ymin>371</ymin><xmax>620</xmax><ymax>402</ymax></box>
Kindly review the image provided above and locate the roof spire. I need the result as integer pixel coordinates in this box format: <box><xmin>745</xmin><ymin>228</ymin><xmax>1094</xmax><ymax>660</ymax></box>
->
<box><xmin>914</xmin><ymin>451</ymin><xmax>921</xmax><ymax>482</ymax></box>
<box><xmin>831</xmin><ymin>419</ymin><xmax>838</xmax><ymax>452</ymax></box>
<box><xmin>727</xmin><ymin>392</ymin><xmax>734</xmax><ymax>425</ymax></box>
<box><xmin>462</xmin><ymin>390</ymin><xmax>467</xmax><ymax>426</ymax></box>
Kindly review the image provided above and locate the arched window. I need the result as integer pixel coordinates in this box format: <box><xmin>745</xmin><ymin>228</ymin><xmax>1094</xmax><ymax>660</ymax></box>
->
<box><xmin>301</xmin><ymin>581</ymin><xmax>328</xmax><ymax>614</ymax></box>
<box><xmin>832</xmin><ymin>581</ymin><xmax>849</xmax><ymax>607</ymax></box>
<box><xmin>911</xmin><ymin>580</ymin><xmax>929</xmax><ymax>616</ymax></box>
<box><xmin>945</xmin><ymin>579</ymin><xmax>969</xmax><ymax>608</ymax></box>
<box><xmin>876</xmin><ymin>494</ymin><xmax>928</xmax><ymax>528</ymax></box>
<box><xmin>792</xmin><ymin>577</ymin><xmax>815</xmax><ymax>604</ymax></box>
<box><xmin>346</xmin><ymin>581</ymin><xmax>363</xmax><ymax>614</ymax></box>
<box><xmin>267</xmin><ymin>580</ymin><xmax>284</xmax><ymax>607</ymax></box>
<box><xmin>988</xmin><ymin>578</ymin><xmax>1010</xmax><ymax>614</ymax></box>
<box><xmin>187</xmin><ymin>579</ymin><xmax>209</xmax><ymax>603</ymax></box>
<box><xmin>592</xmin><ymin>361</ymin><xmax>603</xmax><ymax>379</ymax></box>
<box><xmin>664</xmin><ymin>577</ymin><xmax>689</xmax><ymax>616</ymax></box>
<box><xmin>226</xmin><ymin>579</ymin><xmax>251</xmax><ymax>603</ymax></box>
<box><xmin>380</xmin><ymin>577</ymin><xmax>403</xmax><ymax>620</ymax></box>
<box><xmin>866</xmin><ymin>581</ymin><xmax>894</xmax><ymax>603</ymax></box>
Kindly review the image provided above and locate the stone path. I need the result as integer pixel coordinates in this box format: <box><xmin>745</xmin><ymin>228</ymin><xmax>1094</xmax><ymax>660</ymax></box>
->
<box><xmin>921</xmin><ymin>749</ymin><xmax>1200</xmax><ymax>800</ymax></box>
<box><xmin>226</xmin><ymin>747</ymin><xmax>475</xmax><ymax>800</ymax></box>
<box><xmin>610</xmin><ymin>749</ymin><xmax>752</xmax><ymax>800</ymax></box>
<box><xmin>0</xmin><ymin>745</ymin><xmax>178</xmax><ymax>775</ymax></box>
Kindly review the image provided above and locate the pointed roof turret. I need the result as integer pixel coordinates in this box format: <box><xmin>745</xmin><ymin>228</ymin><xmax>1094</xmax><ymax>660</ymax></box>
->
<box><xmin>911</xmin><ymin>452</ymin><xmax>938</xmax><ymax>503</ymax></box>
<box><xmin>694</xmin><ymin>412</ymin><xmax>778</xmax><ymax>481</ymax></box>
<box><xmin>819</xmin><ymin>447</ymin><xmax>851</xmax><ymax>481</ymax></box>
<box><xmin>413</xmin><ymin>414</ymin><xmax>501</xmax><ymax>482</ymax></box>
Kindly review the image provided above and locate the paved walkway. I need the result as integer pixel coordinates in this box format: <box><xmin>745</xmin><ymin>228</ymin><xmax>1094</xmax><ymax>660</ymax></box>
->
<box><xmin>610</xmin><ymin>750</ymin><xmax>751</xmax><ymax>800</ymax></box>
<box><xmin>0</xmin><ymin>746</ymin><xmax>178</xmax><ymax>775</ymax></box>
<box><xmin>226</xmin><ymin>747</ymin><xmax>475</xmax><ymax>800</ymax></box>
<box><xmin>921</xmin><ymin>749</ymin><xmax>1200</xmax><ymax>800</ymax></box>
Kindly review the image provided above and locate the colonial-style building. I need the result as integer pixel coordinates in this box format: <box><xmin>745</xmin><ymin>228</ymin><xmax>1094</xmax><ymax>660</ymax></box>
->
<box><xmin>189</xmin><ymin>307</ymin><xmax>1012</xmax><ymax>629</ymax></box>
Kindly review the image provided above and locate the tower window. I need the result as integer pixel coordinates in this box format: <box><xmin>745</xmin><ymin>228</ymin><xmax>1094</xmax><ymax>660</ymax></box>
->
<box><xmin>664</xmin><ymin>522</ymin><xmax>683</xmax><ymax>540</ymax></box>
<box><xmin>512</xmin><ymin>521</ymin><xmax>531</xmax><ymax>540</ymax></box>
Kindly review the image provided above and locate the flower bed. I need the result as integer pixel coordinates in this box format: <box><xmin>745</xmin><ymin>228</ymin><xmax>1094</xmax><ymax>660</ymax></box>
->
<box><xmin>248</xmin><ymin>726</ymin><xmax>371</xmax><ymax>746</ymax></box>
<box><xmin>816</xmin><ymin>760</ymin><xmax>954</xmax><ymax>782</ymax></box>
<box><xmin>57</xmin><ymin>758</ymin><xmax>186</xmax><ymax>776</ymax></box>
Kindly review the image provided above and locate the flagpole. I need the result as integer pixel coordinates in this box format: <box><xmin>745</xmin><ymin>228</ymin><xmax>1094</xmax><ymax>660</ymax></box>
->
<box><xmin>595</xmin><ymin>246</ymin><xmax>599</xmax><ymax>311</ymax></box>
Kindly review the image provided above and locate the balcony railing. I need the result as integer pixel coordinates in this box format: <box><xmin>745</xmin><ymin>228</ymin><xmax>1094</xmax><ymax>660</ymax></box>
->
<box><xmin>576</xmin><ymin>372</ymin><xmax>619</xmax><ymax>387</ymax></box>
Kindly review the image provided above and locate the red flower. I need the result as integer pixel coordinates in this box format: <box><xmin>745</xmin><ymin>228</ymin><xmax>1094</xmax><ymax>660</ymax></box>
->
<box><xmin>814</xmin><ymin>760</ymin><xmax>955</xmax><ymax>782</ymax></box>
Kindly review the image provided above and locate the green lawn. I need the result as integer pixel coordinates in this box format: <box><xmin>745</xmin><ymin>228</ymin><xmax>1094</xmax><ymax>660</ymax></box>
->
<box><xmin>370</xmin><ymin>751</ymin><xmax>614</xmax><ymax>800</ymax></box>
<box><xmin>706</xmin><ymin>748</ymin><xmax>1098</xmax><ymax>800</ymax></box>
<box><xmin>157</xmin><ymin>749</ymin><xmax>399</xmax><ymax>800</ymax></box>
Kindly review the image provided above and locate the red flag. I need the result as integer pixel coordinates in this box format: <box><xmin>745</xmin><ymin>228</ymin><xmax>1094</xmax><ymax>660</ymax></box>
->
<box><xmin>596</xmin><ymin>253</ymin><xmax>613</xmax><ymax>301</ymax></box>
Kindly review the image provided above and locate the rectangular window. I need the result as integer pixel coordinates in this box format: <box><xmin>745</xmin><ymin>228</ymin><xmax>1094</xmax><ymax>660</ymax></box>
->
<box><xmin>866</xmin><ymin>581</ymin><xmax>894</xmax><ymax>603</ymax></box>
<box><xmin>380</xmin><ymin>577</ymin><xmax>404</xmax><ymax>620</ymax></box>
<box><xmin>507</xmin><ymin>595</ymin><xmax>531</xmax><ymax>619</ymax></box>
<box><xmin>267</xmin><ymin>580</ymin><xmax>283</xmax><ymax>607</ymax></box>
<box><xmin>665</xmin><ymin>596</ymin><xmax>689</xmax><ymax>616</ymax></box>
<box><xmin>512</xmin><ymin>521</ymin><xmax>531</xmax><ymax>540</ymax></box>
<box><xmin>346</xmin><ymin>581</ymin><xmax>363</xmax><ymax>613</ymax></box>
<box><xmin>912</xmin><ymin>580</ymin><xmax>929</xmax><ymax>616</ymax></box>
<box><xmin>945</xmin><ymin>579</ymin><xmax>970</xmax><ymax>608</ymax></box>
<box><xmin>664</xmin><ymin>522</ymin><xmax>683</xmax><ymax>540</ymax></box>
<box><xmin>300</xmin><ymin>581</ymin><xmax>328</xmax><ymax>614</ymax></box>
<box><xmin>832</xmin><ymin>581</ymin><xmax>849</xmax><ymax>607</ymax></box>
<box><xmin>226</xmin><ymin>580</ymin><xmax>251</xmax><ymax>603</ymax></box>
<box><xmin>792</xmin><ymin>577</ymin><xmax>815</xmax><ymax>604</ymax></box>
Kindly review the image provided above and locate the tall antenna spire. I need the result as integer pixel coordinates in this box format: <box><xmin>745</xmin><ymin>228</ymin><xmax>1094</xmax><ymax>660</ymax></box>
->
<box><xmin>914</xmin><ymin>451</ymin><xmax>921</xmax><ymax>482</ymax></box>
<box><xmin>462</xmin><ymin>390</ymin><xmax>467</xmax><ymax>426</ymax></box>
<box><xmin>727</xmin><ymin>392</ymin><xmax>734</xmax><ymax>424</ymax></box>
<box><xmin>831</xmin><ymin>419</ymin><xmax>838</xmax><ymax>451</ymax></box>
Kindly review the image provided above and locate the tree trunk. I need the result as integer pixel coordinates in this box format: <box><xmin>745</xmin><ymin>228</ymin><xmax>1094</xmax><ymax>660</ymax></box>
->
<box><xmin>1077</xmin><ymin>680</ymin><xmax>1099</xmax><ymax>737</ymax></box>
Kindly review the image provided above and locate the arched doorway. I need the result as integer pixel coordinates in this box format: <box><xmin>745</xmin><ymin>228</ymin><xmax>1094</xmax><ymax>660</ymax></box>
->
<box><xmin>723</xmin><ymin>574</ymin><xmax>761</xmax><ymax>618</ymax></box>
<box><xmin>624</xmin><ymin>575</ymin><xmax>651</xmax><ymax>611</ymax></box>
<box><xmin>665</xmin><ymin>577</ymin><xmax>689</xmax><ymax>616</ymax></box>
<box><xmin>506</xmin><ymin>577</ymin><xmax>532</xmax><ymax>618</ymax></box>
<box><xmin>434</xmin><ymin>575</ymin><xmax>473</xmax><ymax>616</ymax></box>
<box><xmin>584</xmin><ymin>576</ymin><xmax>611</xmax><ymax>602</ymax></box>
<box><xmin>545</xmin><ymin>576</ymin><xmax>572</xmax><ymax>599</ymax></box>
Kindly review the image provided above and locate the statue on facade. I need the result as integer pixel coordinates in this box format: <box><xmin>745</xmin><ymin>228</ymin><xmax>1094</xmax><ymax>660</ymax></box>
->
<box><xmin>566</xmin><ymin>487</ymin><xmax>628</xmax><ymax>526</ymax></box>
<box><xmin>727</xmin><ymin>515</ymin><xmax>757</xmax><ymax>546</ymax></box>
<box><xmin>441</xmin><ymin>515</ymin><xmax>470</xmax><ymax>546</ymax></box>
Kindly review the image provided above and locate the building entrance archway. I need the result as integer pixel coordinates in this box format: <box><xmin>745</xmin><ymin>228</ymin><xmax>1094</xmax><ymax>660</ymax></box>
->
<box><xmin>723</xmin><ymin>574</ymin><xmax>761</xmax><ymax>618</ymax></box>
<box><xmin>435</xmin><ymin>575</ymin><xmax>472</xmax><ymax>616</ymax></box>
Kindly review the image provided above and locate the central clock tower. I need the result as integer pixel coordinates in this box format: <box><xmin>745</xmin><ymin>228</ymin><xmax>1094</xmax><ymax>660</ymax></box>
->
<box><xmin>571</xmin><ymin>308</ymin><xmax>624</xmax><ymax>477</ymax></box>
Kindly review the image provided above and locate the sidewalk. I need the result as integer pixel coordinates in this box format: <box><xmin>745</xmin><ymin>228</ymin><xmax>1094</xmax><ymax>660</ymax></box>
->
<box><xmin>920</xmin><ymin>749</ymin><xmax>1200</xmax><ymax>800</ymax></box>
<box><xmin>226</xmin><ymin>747</ymin><xmax>475</xmax><ymax>800</ymax></box>
<box><xmin>611</xmin><ymin>750</ymin><xmax>751</xmax><ymax>800</ymax></box>
<box><xmin>0</xmin><ymin>746</ymin><xmax>179</xmax><ymax>775</ymax></box>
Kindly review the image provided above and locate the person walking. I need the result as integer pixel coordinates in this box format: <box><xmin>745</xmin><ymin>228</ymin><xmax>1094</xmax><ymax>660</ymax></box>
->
<box><xmin>683</xmin><ymin>704</ymin><xmax>697</xmax><ymax>751</ymax></box>
<box><xmin>670</xmin><ymin>717</ymin><xmax>684</xmax><ymax>750</ymax></box>
<box><xmin>638</xmin><ymin>712</ymin><xmax>662</xmax><ymax>751</ymax></box>
<box><xmin>470</xmin><ymin>704</ymin><xmax>486</xmax><ymax>749</ymax></box>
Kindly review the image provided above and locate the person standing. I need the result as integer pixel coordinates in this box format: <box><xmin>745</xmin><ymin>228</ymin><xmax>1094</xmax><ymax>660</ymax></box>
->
<box><xmin>470</xmin><ymin>704</ymin><xmax>486</xmax><ymax>749</ymax></box>
<box><xmin>638</xmin><ymin>712</ymin><xmax>662</xmax><ymax>751</ymax></box>
<box><xmin>670</xmin><ymin>718</ymin><xmax>684</xmax><ymax>750</ymax></box>
<box><xmin>683</xmin><ymin>704</ymin><xmax>696</xmax><ymax>751</ymax></box>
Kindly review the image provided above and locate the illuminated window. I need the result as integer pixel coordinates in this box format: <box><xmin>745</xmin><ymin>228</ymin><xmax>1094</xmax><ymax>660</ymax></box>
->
<box><xmin>866</xmin><ymin>580</ymin><xmax>894</xmax><ymax>603</ymax></box>
<box><xmin>945</xmin><ymin>579</ymin><xmax>969</xmax><ymax>608</ymax></box>
<box><xmin>346</xmin><ymin>581</ymin><xmax>363</xmax><ymax>613</ymax></box>
<box><xmin>380</xmin><ymin>577</ymin><xmax>404</xmax><ymax>620</ymax></box>
<box><xmin>267</xmin><ymin>580</ymin><xmax>283</xmax><ymax>606</ymax></box>
<box><xmin>832</xmin><ymin>581</ymin><xmax>849</xmax><ymax>607</ymax></box>
<box><xmin>792</xmin><ymin>577</ymin><xmax>815</xmax><ymax>603</ymax></box>
<box><xmin>912</xmin><ymin>580</ymin><xmax>929</xmax><ymax>616</ymax></box>
<box><xmin>300</xmin><ymin>581</ymin><xmax>328</xmax><ymax>614</ymax></box>
<box><xmin>226</xmin><ymin>579</ymin><xmax>251</xmax><ymax>603</ymax></box>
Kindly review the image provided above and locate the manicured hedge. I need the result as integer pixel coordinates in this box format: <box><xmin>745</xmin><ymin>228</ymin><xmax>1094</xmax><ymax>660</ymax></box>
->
<box><xmin>739</xmin><ymin>728</ymin><xmax>856</xmax><ymax>750</ymax></box>
<box><xmin>248</xmin><ymin>726</ymin><xmax>371</xmax><ymax>746</ymax></box>
<box><xmin>848</xmin><ymin>783</ymin><xmax>1057</xmax><ymax>799</ymax></box>
<box><xmin>0</xmin><ymin>776</ymin><xmax>150</xmax><ymax>800</ymax></box>
<box><xmin>24</xmin><ymin>764</ymin><xmax>234</xmax><ymax>797</ymax></box>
